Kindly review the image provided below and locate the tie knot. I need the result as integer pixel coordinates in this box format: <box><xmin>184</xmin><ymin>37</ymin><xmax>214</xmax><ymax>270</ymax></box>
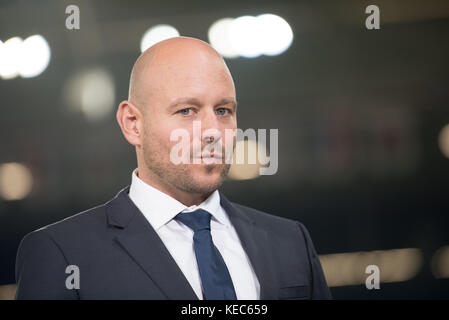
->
<box><xmin>175</xmin><ymin>209</ymin><xmax>212</xmax><ymax>232</ymax></box>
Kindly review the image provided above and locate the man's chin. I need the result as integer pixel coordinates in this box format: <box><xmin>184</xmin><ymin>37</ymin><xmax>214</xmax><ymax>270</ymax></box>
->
<box><xmin>186</xmin><ymin>172</ymin><xmax>225</xmax><ymax>192</ymax></box>
<box><xmin>180</xmin><ymin>180</ymin><xmax>221</xmax><ymax>195</ymax></box>
<box><xmin>193</xmin><ymin>175</ymin><xmax>222</xmax><ymax>187</ymax></box>
<box><xmin>171</xmin><ymin>163</ymin><xmax>230</xmax><ymax>194</ymax></box>
<box><xmin>198</xmin><ymin>162</ymin><xmax>230</xmax><ymax>176</ymax></box>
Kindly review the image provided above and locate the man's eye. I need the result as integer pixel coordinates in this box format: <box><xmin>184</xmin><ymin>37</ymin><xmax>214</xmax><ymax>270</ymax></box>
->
<box><xmin>216</xmin><ymin>108</ymin><xmax>231</xmax><ymax>116</ymax></box>
<box><xmin>178</xmin><ymin>108</ymin><xmax>192</xmax><ymax>115</ymax></box>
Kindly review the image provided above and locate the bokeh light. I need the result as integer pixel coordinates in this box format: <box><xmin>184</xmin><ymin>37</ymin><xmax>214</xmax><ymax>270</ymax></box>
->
<box><xmin>208</xmin><ymin>18</ymin><xmax>239</xmax><ymax>59</ymax></box>
<box><xmin>0</xmin><ymin>163</ymin><xmax>33</xmax><ymax>201</ymax></box>
<box><xmin>319</xmin><ymin>248</ymin><xmax>423</xmax><ymax>287</ymax></box>
<box><xmin>438</xmin><ymin>124</ymin><xmax>449</xmax><ymax>159</ymax></box>
<box><xmin>18</xmin><ymin>35</ymin><xmax>51</xmax><ymax>78</ymax></box>
<box><xmin>140</xmin><ymin>24</ymin><xmax>180</xmax><ymax>52</ymax></box>
<box><xmin>431</xmin><ymin>245</ymin><xmax>449</xmax><ymax>278</ymax></box>
<box><xmin>228</xmin><ymin>139</ymin><xmax>270</xmax><ymax>180</ymax></box>
<box><xmin>0</xmin><ymin>35</ymin><xmax>51</xmax><ymax>79</ymax></box>
<box><xmin>208</xmin><ymin>14</ymin><xmax>293</xmax><ymax>59</ymax></box>
<box><xmin>63</xmin><ymin>68</ymin><xmax>115</xmax><ymax>122</ymax></box>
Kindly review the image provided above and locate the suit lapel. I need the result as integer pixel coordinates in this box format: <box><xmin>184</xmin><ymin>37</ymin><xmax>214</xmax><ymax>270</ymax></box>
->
<box><xmin>105</xmin><ymin>186</ymin><xmax>278</xmax><ymax>300</ymax></box>
<box><xmin>219</xmin><ymin>192</ymin><xmax>278</xmax><ymax>300</ymax></box>
<box><xmin>106</xmin><ymin>186</ymin><xmax>198</xmax><ymax>300</ymax></box>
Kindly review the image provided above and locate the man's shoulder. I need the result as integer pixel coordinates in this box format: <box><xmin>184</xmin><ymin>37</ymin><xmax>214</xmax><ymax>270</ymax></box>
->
<box><xmin>229</xmin><ymin>200</ymin><xmax>305</xmax><ymax>233</ymax></box>
<box><xmin>25</xmin><ymin>201</ymin><xmax>110</xmax><ymax>242</ymax></box>
<box><xmin>227</xmin><ymin>200</ymin><xmax>316</xmax><ymax>256</ymax></box>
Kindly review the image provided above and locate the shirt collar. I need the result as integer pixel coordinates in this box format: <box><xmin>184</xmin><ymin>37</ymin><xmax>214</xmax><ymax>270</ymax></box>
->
<box><xmin>128</xmin><ymin>168</ymin><xmax>229</xmax><ymax>230</ymax></box>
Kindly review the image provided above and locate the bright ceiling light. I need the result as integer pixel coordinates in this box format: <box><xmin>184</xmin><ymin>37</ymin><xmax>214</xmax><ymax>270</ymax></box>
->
<box><xmin>0</xmin><ymin>34</ymin><xmax>51</xmax><ymax>80</ymax></box>
<box><xmin>210</xmin><ymin>14</ymin><xmax>294</xmax><ymax>59</ymax></box>
<box><xmin>0</xmin><ymin>37</ymin><xmax>23</xmax><ymax>79</ymax></box>
<box><xmin>257</xmin><ymin>14</ymin><xmax>293</xmax><ymax>56</ymax></box>
<box><xmin>229</xmin><ymin>16</ymin><xmax>262</xmax><ymax>58</ymax></box>
<box><xmin>18</xmin><ymin>34</ymin><xmax>51</xmax><ymax>78</ymax></box>
<box><xmin>208</xmin><ymin>18</ymin><xmax>239</xmax><ymax>59</ymax></box>
<box><xmin>140</xmin><ymin>24</ymin><xmax>180</xmax><ymax>52</ymax></box>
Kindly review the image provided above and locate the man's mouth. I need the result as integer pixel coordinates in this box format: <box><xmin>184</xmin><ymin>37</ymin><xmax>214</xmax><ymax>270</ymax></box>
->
<box><xmin>202</xmin><ymin>154</ymin><xmax>222</xmax><ymax>159</ymax></box>
<box><xmin>192</xmin><ymin>152</ymin><xmax>224</xmax><ymax>163</ymax></box>
<box><xmin>196</xmin><ymin>151</ymin><xmax>223</xmax><ymax>159</ymax></box>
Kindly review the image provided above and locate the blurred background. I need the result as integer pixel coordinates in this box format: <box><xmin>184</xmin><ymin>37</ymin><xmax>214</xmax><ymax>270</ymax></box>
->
<box><xmin>1</xmin><ymin>0</ymin><xmax>449</xmax><ymax>299</ymax></box>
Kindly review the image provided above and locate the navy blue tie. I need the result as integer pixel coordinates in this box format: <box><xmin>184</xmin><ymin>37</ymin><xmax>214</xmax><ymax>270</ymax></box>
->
<box><xmin>175</xmin><ymin>209</ymin><xmax>237</xmax><ymax>300</ymax></box>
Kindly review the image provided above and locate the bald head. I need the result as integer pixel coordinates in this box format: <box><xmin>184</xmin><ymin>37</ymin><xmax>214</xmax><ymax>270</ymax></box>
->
<box><xmin>128</xmin><ymin>37</ymin><xmax>234</xmax><ymax>114</ymax></box>
<box><xmin>117</xmin><ymin>36</ymin><xmax>237</xmax><ymax>205</ymax></box>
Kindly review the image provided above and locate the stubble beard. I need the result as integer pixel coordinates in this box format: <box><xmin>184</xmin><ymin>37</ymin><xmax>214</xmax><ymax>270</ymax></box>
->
<box><xmin>142</xmin><ymin>132</ymin><xmax>232</xmax><ymax>195</ymax></box>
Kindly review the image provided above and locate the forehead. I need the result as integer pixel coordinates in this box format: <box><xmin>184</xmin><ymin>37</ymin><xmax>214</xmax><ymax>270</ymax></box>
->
<box><xmin>149</xmin><ymin>60</ymin><xmax>236</xmax><ymax>103</ymax></box>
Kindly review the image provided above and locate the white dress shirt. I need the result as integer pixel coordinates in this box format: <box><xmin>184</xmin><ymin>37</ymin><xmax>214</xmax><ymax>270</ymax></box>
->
<box><xmin>128</xmin><ymin>169</ymin><xmax>260</xmax><ymax>300</ymax></box>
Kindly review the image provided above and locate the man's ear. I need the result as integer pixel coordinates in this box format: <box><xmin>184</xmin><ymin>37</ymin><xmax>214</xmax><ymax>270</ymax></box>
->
<box><xmin>116</xmin><ymin>100</ymin><xmax>143</xmax><ymax>147</ymax></box>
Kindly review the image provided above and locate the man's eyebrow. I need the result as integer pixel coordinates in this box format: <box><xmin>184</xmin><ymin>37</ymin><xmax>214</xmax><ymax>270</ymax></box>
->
<box><xmin>215</xmin><ymin>97</ymin><xmax>237</xmax><ymax>110</ymax></box>
<box><xmin>168</xmin><ymin>97</ymin><xmax>237</xmax><ymax>110</ymax></box>
<box><xmin>168</xmin><ymin>97</ymin><xmax>202</xmax><ymax>110</ymax></box>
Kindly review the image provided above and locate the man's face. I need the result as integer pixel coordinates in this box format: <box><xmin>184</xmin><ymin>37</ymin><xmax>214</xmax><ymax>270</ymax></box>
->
<box><xmin>140</xmin><ymin>55</ymin><xmax>237</xmax><ymax>195</ymax></box>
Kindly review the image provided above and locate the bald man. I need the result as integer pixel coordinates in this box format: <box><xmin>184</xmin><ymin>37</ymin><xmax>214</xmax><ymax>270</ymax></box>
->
<box><xmin>15</xmin><ymin>37</ymin><xmax>331</xmax><ymax>300</ymax></box>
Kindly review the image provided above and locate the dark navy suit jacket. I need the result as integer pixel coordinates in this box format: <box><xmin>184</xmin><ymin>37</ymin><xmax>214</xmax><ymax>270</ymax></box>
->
<box><xmin>15</xmin><ymin>186</ymin><xmax>332</xmax><ymax>300</ymax></box>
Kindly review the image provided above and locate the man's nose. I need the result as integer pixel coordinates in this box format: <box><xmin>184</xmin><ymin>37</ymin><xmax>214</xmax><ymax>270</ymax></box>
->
<box><xmin>201</xmin><ymin>108</ymin><xmax>219</xmax><ymax>128</ymax></box>
<box><xmin>200</xmin><ymin>109</ymin><xmax>221</xmax><ymax>142</ymax></box>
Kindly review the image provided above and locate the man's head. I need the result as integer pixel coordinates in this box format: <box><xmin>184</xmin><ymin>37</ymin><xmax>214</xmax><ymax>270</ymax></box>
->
<box><xmin>116</xmin><ymin>37</ymin><xmax>237</xmax><ymax>204</ymax></box>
